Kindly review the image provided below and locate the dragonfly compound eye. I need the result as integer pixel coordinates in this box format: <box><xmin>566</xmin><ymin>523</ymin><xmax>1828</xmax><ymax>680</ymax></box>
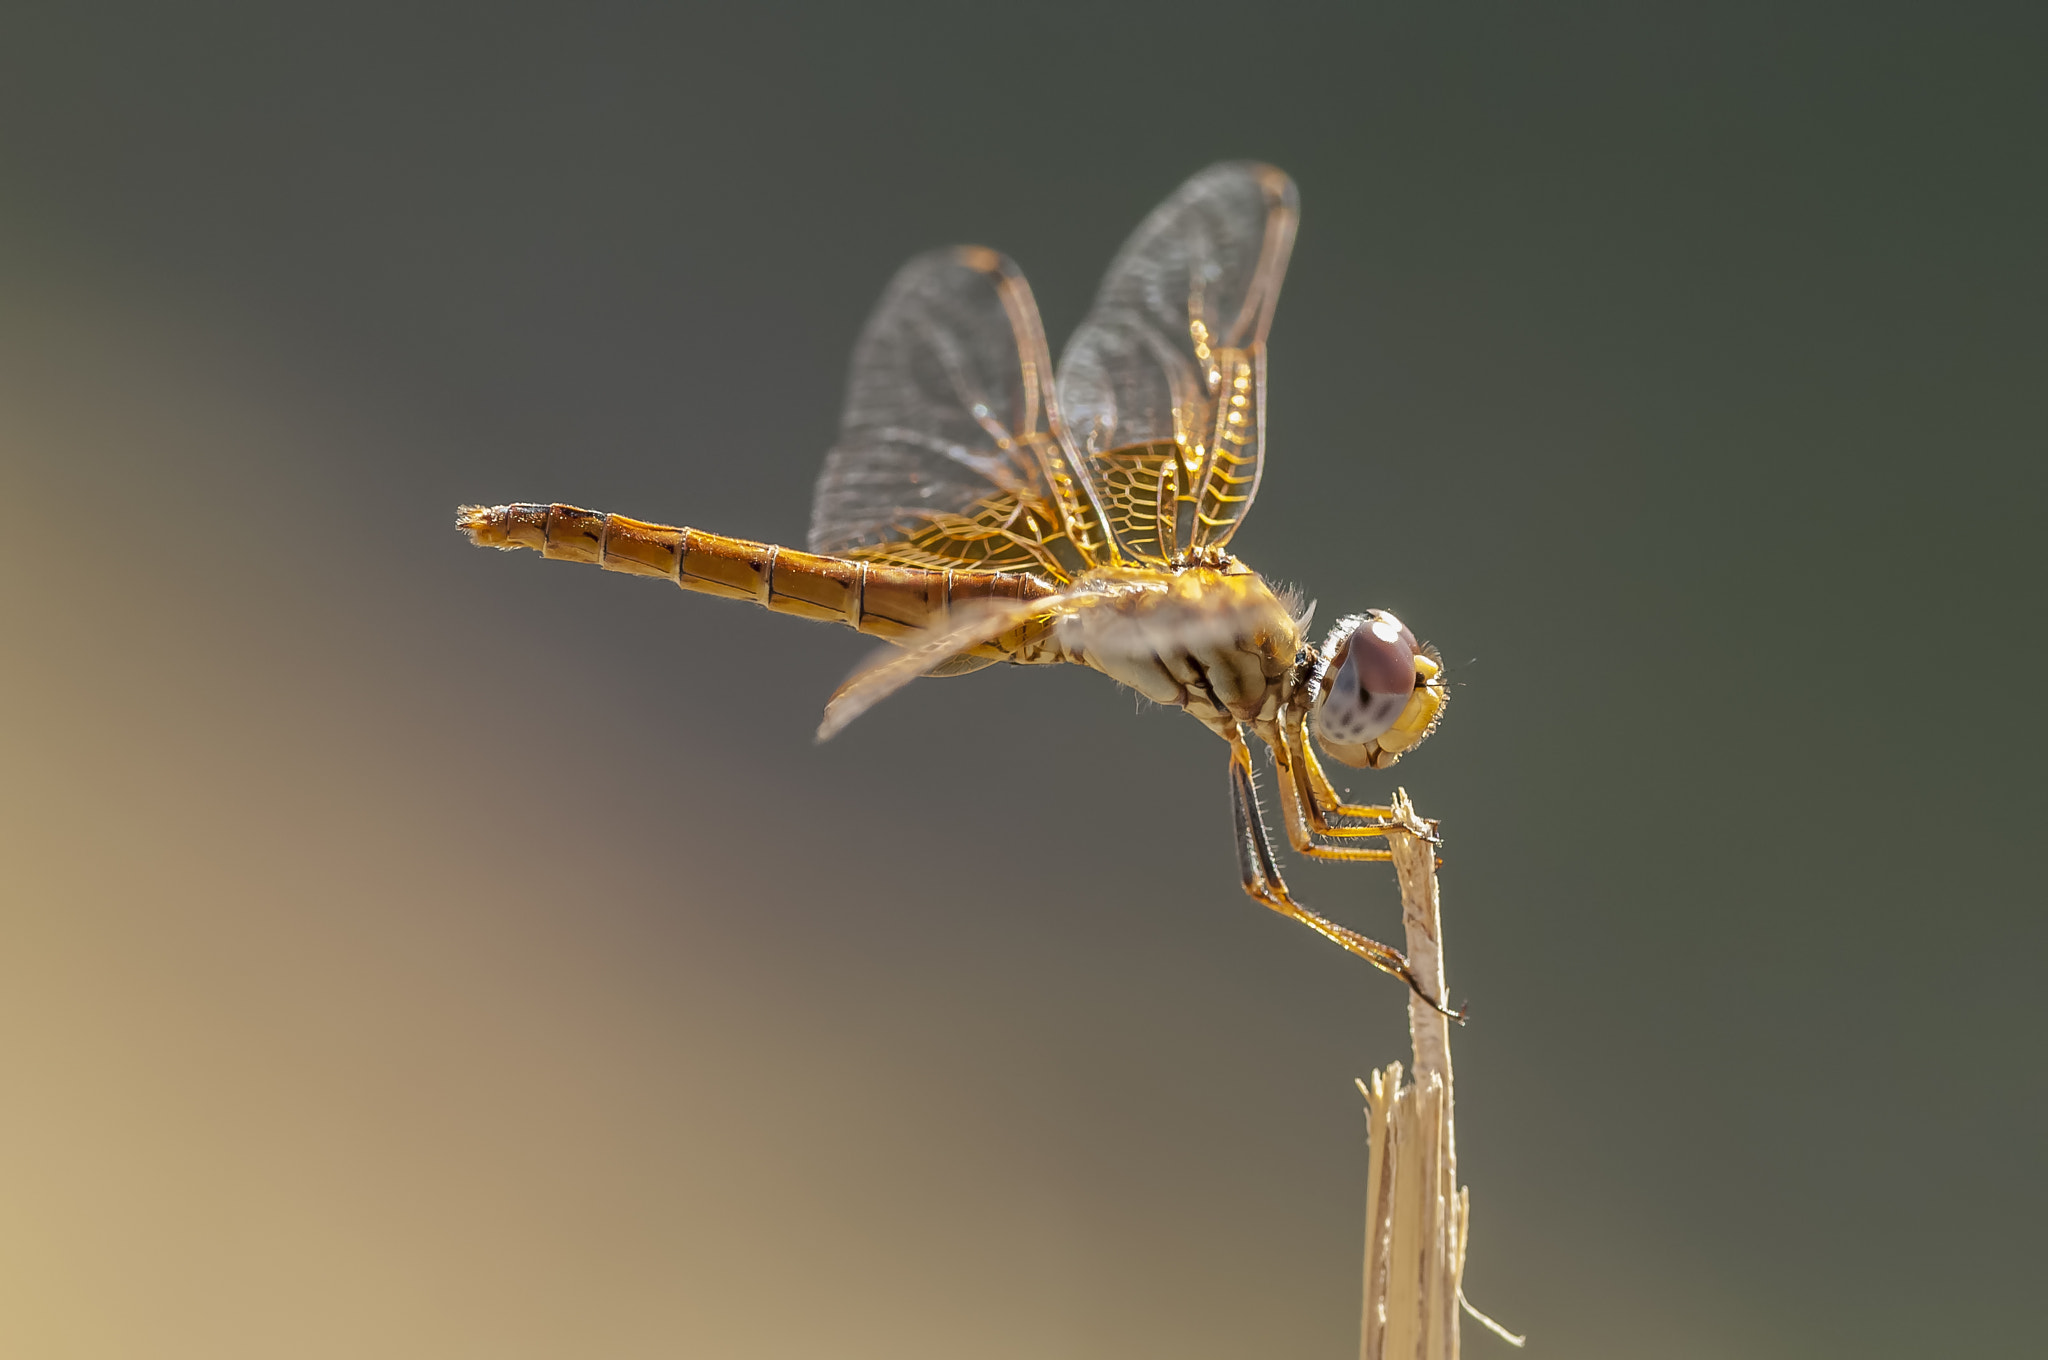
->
<box><xmin>1313</xmin><ymin>611</ymin><xmax>1420</xmax><ymax>745</ymax></box>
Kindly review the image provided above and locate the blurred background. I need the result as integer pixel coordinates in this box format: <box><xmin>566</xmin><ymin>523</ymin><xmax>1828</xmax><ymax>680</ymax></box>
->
<box><xmin>1</xmin><ymin>4</ymin><xmax>2040</xmax><ymax>1357</ymax></box>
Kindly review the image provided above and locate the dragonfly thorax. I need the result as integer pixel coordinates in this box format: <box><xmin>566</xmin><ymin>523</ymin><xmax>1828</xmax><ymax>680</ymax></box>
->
<box><xmin>1056</xmin><ymin>561</ymin><xmax>1306</xmax><ymax>730</ymax></box>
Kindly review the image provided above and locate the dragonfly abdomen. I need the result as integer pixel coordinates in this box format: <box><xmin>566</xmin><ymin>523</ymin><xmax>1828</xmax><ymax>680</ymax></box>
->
<box><xmin>458</xmin><ymin>502</ymin><xmax>1059</xmax><ymax>650</ymax></box>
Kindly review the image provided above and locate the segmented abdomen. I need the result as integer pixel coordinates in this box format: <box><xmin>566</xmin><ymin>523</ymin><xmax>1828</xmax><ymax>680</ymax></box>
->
<box><xmin>458</xmin><ymin>502</ymin><xmax>1059</xmax><ymax>649</ymax></box>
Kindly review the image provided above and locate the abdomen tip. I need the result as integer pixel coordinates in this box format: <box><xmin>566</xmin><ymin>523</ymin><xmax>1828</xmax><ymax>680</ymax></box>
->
<box><xmin>457</xmin><ymin>504</ymin><xmax>510</xmax><ymax>547</ymax></box>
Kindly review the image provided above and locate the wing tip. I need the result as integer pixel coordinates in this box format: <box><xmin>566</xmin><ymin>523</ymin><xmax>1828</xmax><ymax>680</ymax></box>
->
<box><xmin>1191</xmin><ymin>159</ymin><xmax>1299</xmax><ymax>211</ymax></box>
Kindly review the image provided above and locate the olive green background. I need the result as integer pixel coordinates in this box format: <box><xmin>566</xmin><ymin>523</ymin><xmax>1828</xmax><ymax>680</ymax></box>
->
<box><xmin>1</xmin><ymin>4</ymin><xmax>2039</xmax><ymax>1356</ymax></box>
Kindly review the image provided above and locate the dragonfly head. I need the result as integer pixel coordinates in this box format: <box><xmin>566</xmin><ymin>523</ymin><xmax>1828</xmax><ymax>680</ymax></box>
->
<box><xmin>1308</xmin><ymin>610</ymin><xmax>1448</xmax><ymax>769</ymax></box>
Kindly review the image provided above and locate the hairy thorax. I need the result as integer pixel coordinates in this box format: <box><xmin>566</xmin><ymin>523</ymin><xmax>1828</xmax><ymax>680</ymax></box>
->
<box><xmin>1053</xmin><ymin>558</ymin><xmax>1305</xmax><ymax>732</ymax></box>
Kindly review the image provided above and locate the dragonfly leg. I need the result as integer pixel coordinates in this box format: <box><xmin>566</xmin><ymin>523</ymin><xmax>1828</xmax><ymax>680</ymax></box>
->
<box><xmin>1229</xmin><ymin>737</ymin><xmax>1462</xmax><ymax>1019</ymax></box>
<box><xmin>1299</xmin><ymin>737</ymin><xmax>1400</xmax><ymax>824</ymax></box>
<box><xmin>1268</xmin><ymin>714</ymin><xmax>1443</xmax><ymax>856</ymax></box>
<box><xmin>1255</xmin><ymin>721</ymin><xmax>1398</xmax><ymax>862</ymax></box>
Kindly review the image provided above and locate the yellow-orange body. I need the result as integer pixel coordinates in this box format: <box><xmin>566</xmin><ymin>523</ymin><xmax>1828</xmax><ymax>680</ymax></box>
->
<box><xmin>459</xmin><ymin>504</ymin><xmax>1316</xmax><ymax>733</ymax></box>
<box><xmin>462</xmin><ymin>502</ymin><xmax>1064</xmax><ymax>662</ymax></box>
<box><xmin>452</xmin><ymin>164</ymin><xmax>1463</xmax><ymax>1016</ymax></box>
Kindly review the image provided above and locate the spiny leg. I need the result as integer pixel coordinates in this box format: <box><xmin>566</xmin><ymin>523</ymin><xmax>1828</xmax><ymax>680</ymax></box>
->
<box><xmin>1228</xmin><ymin>736</ymin><xmax>1462</xmax><ymax>1020</ymax></box>
<box><xmin>1229</xmin><ymin>740</ymin><xmax>1397</xmax><ymax>964</ymax></box>
<box><xmin>1276</xmin><ymin>713</ymin><xmax>1444</xmax><ymax>853</ymax></box>
<box><xmin>1298</xmin><ymin>734</ymin><xmax>1400</xmax><ymax>824</ymax></box>
<box><xmin>1289</xmin><ymin>716</ymin><xmax>1436</xmax><ymax>834</ymax></box>
<box><xmin>1256</xmin><ymin>719</ymin><xmax>1401</xmax><ymax>861</ymax></box>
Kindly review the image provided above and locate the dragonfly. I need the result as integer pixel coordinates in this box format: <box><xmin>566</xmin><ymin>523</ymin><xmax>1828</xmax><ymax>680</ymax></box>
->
<box><xmin>459</xmin><ymin>162</ymin><xmax>1457</xmax><ymax>1015</ymax></box>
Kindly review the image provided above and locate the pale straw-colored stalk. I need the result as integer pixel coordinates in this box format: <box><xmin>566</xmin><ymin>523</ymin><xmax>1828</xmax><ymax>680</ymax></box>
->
<box><xmin>1358</xmin><ymin>790</ymin><xmax>1523</xmax><ymax>1359</ymax></box>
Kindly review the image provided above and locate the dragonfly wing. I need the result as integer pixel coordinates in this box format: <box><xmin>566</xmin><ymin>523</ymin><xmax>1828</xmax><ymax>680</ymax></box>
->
<box><xmin>816</xmin><ymin>592</ymin><xmax>1087</xmax><ymax>742</ymax></box>
<box><xmin>810</xmin><ymin>248</ymin><xmax>1110</xmax><ymax>579</ymax></box>
<box><xmin>1057</xmin><ymin>163</ymin><xmax>1298</xmax><ymax>557</ymax></box>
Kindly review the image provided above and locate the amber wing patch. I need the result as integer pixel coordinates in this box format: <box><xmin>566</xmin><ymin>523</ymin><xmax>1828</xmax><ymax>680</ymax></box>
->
<box><xmin>1087</xmin><ymin>440</ymin><xmax>1184</xmax><ymax>565</ymax></box>
<box><xmin>840</xmin><ymin>487</ymin><xmax>1081</xmax><ymax>581</ymax></box>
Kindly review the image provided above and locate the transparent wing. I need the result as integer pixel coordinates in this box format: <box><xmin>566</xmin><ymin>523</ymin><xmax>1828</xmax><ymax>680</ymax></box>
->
<box><xmin>1057</xmin><ymin>162</ymin><xmax>1298</xmax><ymax>558</ymax></box>
<box><xmin>810</xmin><ymin>247</ymin><xmax>1109</xmax><ymax>579</ymax></box>
<box><xmin>814</xmin><ymin>594</ymin><xmax>1070</xmax><ymax>742</ymax></box>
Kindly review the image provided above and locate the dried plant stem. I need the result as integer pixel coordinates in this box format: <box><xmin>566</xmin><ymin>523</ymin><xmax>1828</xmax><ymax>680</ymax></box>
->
<box><xmin>1358</xmin><ymin>790</ymin><xmax>1522</xmax><ymax>1359</ymax></box>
